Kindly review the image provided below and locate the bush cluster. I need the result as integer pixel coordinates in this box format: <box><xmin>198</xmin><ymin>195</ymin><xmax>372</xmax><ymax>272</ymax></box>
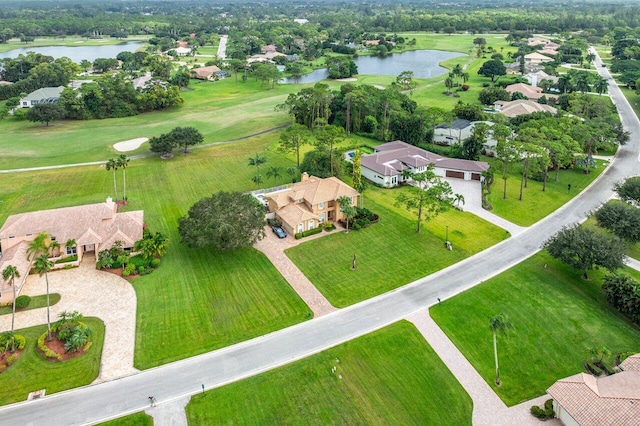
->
<box><xmin>344</xmin><ymin>207</ymin><xmax>379</xmax><ymax>231</ymax></box>
<box><xmin>55</xmin><ymin>254</ymin><xmax>78</xmax><ymax>264</ymax></box>
<box><xmin>602</xmin><ymin>273</ymin><xmax>640</xmax><ymax>325</ymax></box>
<box><xmin>295</xmin><ymin>227</ymin><xmax>323</xmax><ymax>239</ymax></box>
<box><xmin>595</xmin><ymin>201</ymin><xmax>640</xmax><ymax>242</ymax></box>
<box><xmin>14</xmin><ymin>295</ymin><xmax>31</xmax><ymax>309</ymax></box>
<box><xmin>530</xmin><ymin>399</ymin><xmax>555</xmax><ymax>420</ymax></box>
<box><xmin>38</xmin><ymin>332</ymin><xmax>62</xmax><ymax>361</ymax></box>
<box><xmin>96</xmin><ymin>241</ymin><xmax>129</xmax><ymax>270</ymax></box>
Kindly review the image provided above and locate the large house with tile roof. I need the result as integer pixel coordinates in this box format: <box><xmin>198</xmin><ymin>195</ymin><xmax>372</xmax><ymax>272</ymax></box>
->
<box><xmin>505</xmin><ymin>83</ymin><xmax>557</xmax><ymax>101</ymax></box>
<box><xmin>547</xmin><ymin>353</ymin><xmax>640</xmax><ymax>426</ymax></box>
<box><xmin>17</xmin><ymin>86</ymin><xmax>64</xmax><ymax>110</ymax></box>
<box><xmin>264</xmin><ymin>174</ymin><xmax>359</xmax><ymax>235</ymax></box>
<box><xmin>494</xmin><ymin>99</ymin><xmax>557</xmax><ymax>118</ymax></box>
<box><xmin>0</xmin><ymin>198</ymin><xmax>144</xmax><ymax>302</ymax></box>
<box><xmin>360</xmin><ymin>141</ymin><xmax>490</xmax><ymax>188</ymax></box>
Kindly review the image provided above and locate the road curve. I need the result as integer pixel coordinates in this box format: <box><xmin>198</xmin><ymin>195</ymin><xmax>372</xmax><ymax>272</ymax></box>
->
<box><xmin>1</xmin><ymin>51</ymin><xmax>638</xmax><ymax>426</ymax></box>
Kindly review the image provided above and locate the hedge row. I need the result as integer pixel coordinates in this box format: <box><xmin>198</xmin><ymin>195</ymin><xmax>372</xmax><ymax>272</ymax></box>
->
<box><xmin>602</xmin><ymin>273</ymin><xmax>640</xmax><ymax>325</ymax></box>
<box><xmin>294</xmin><ymin>226</ymin><xmax>323</xmax><ymax>240</ymax></box>
<box><xmin>37</xmin><ymin>331</ymin><xmax>62</xmax><ymax>362</ymax></box>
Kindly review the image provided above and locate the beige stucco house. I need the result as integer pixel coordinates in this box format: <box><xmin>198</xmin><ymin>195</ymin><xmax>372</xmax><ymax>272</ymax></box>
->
<box><xmin>547</xmin><ymin>354</ymin><xmax>640</xmax><ymax>426</ymax></box>
<box><xmin>264</xmin><ymin>174</ymin><xmax>359</xmax><ymax>235</ymax></box>
<box><xmin>0</xmin><ymin>198</ymin><xmax>143</xmax><ymax>302</ymax></box>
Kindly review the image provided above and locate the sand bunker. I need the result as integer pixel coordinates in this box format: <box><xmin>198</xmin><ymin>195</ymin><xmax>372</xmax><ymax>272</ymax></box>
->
<box><xmin>113</xmin><ymin>137</ymin><xmax>149</xmax><ymax>152</ymax></box>
<box><xmin>336</xmin><ymin>78</ymin><xmax>358</xmax><ymax>82</ymax></box>
<box><xmin>372</xmin><ymin>84</ymin><xmax>385</xmax><ymax>90</ymax></box>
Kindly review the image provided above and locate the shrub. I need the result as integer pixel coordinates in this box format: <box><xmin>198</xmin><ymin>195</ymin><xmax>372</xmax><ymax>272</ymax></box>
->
<box><xmin>38</xmin><ymin>332</ymin><xmax>62</xmax><ymax>361</ymax></box>
<box><xmin>530</xmin><ymin>399</ymin><xmax>554</xmax><ymax>420</ymax></box>
<box><xmin>461</xmin><ymin>84</ymin><xmax>470</xmax><ymax>91</ymax></box>
<box><xmin>14</xmin><ymin>334</ymin><xmax>25</xmax><ymax>350</ymax></box>
<box><xmin>482</xmin><ymin>82</ymin><xmax>491</xmax><ymax>87</ymax></box>
<box><xmin>56</xmin><ymin>255</ymin><xmax>78</xmax><ymax>264</ymax></box>
<box><xmin>295</xmin><ymin>233</ymin><xmax>302</xmax><ymax>239</ymax></box>
<box><xmin>122</xmin><ymin>263</ymin><xmax>136</xmax><ymax>277</ymax></box>
<box><xmin>301</xmin><ymin>227</ymin><xmax>323</xmax><ymax>237</ymax></box>
<box><xmin>584</xmin><ymin>361</ymin><xmax>603</xmax><ymax>376</ymax></box>
<box><xmin>323</xmin><ymin>223</ymin><xmax>336</xmax><ymax>232</ymax></box>
<box><xmin>150</xmin><ymin>258</ymin><xmax>161</xmax><ymax>268</ymax></box>
<box><xmin>14</xmin><ymin>295</ymin><xmax>31</xmax><ymax>309</ymax></box>
<box><xmin>602</xmin><ymin>273</ymin><xmax>640</xmax><ymax>325</ymax></box>
<box><xmin>6</xmin><ymin>353</ymin><xmax>18</xmax><ymax>366</ymax></box>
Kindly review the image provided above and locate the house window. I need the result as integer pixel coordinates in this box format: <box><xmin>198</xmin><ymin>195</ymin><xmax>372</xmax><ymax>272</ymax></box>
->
<box><xmin>26</xmin><ymin>233</ymin><xmax>32</xmax><ymax>236</ymax></box>
<box><xmin>22</xmin><ymin>102</ymin><xmax>28</xmax><ymax>106</ymax></box>
<box><xmin>51</xmin><ymin>236</ymin><xmax>57</xmax><ymax>241</ymax></box>
<box><xmin>319</xmin><ymin>213</ymin><xmax>326</xmax><ymax>223</ymax></box>
<box><xmin>309</xmin><ymin>220</ymin><xmax>315</xmax><ymax>230</ymax></box>
<box><xmin>318</xmin><ymin>201</ymin><xmax>324</xmax><ymax>210</ymax></box>
<box><xmin>297</xmin><ymin>223</ymin><xmax>303</xmax><ymax>233</ymax></box>
<box><xmin>66</xmin><ymin>246</ymin><xmax>77</xmax><ymax>255</ymax></box>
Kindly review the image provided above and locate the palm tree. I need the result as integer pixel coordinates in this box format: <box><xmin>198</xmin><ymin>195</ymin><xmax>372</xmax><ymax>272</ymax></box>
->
<box><xmin>105</xmin><ymin>158</ymin><xmax>119</xmax><ymax>203</ymax></box>
<box><xmin>286</xmin><ymin>166</ymin><xmax>298</xmax><ymax>183</ymax></box>
<box><xmin>34</xmin><ymin>254</ymin><xmax>54</xmax><ymax>340</ymax></box>
<box><xmin>48</xmin><ymin>240</ymin><xmax>61</xmax><ymax>259</ymax></box>
<box><xmin>454</xmin><ymin>193</ymin><xmax>465</xmax><ymax>209</ymax></box>
<box><xmin>251</xmin><ymin>174</ymin><xmax>263</xmax><ymax>187</ymax></box>
<box><xmin>337</xmin><ymin>195</ymin><xmax>356</xmax><ymax>233</ymax></box>
<box><xmin>585</xmin><ymin>53</ymin><xmax>596</xmax><ymax>64</ymax></box>
<box><xmin>444</xmin><ymin>77</ymin><xmax>453</xmax><ymax>95</ymax></box>
<box><xmin>26</xmin><ymin>232</ymin><xmax>48</xmax><ymax>261</ymax></box>
<box><xmin>489</xmin><ymin>313</ymin><xmax>513</xmax><ymax>386</ymax></box>
<box><xmin>248</xmin><ymin>153</ymin><xmax>267</xmax><ymax>177</ymax></box>
<box><xmin>266</xmin><ymin>166</ymin><xmax>283</xmax><ymax>186</ymax></box>
<box><xmin>593</xmin><ymin>77</ymin><xmax>608</xmax><ymax>95</ymax></box>
<box><xmin>2</xmin><ymin>265</ymin><xmax>20</xmax><ymax>352</ymax></box>
<box><xmin>461</xmin><ymin>72</ymin><xmax>470</xmax><ymax>84</ymax></box>
<box><xmin>65</xmin><ymin>239</ymin><xmax>76</xmax><ymax>258</ymax></box>
<box><xmin>151</xmin><ymin>232</ymin><xmax>170</xmax><ymax>257</ymax></box>
<box><xmin>117</xmin><ymin>154</ymin><xmax>130</xmax><ymax>203</ymax></box>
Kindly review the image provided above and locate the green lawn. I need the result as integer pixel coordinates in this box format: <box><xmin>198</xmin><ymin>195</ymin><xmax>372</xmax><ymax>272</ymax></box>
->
<box><xmin>287</xmin><ymin>186</ymin><xmax>507</xmax><ymax>307</ymax></box>
<box><xmin>0</xmin><ymin>317</ymin><xmax>104</xmax><ymax>405</ymax></box>
<box><xmin>0</xmin><ymin>134</ymin><xmax>313</xmax><ymax>370</ymax></box>
<box><xmin>486</xmin><ymin>161</ymin><xmax>608</xmax><ymax>226</ymax></box>
<box><xmin>430</xmin><ymin>252</ymin><xmax>640</xmax><ymax>406</ymax></box>
<box><xmin>96</xmin><ymin>412</ymin><xmax>153</xmax><ymax>426</ymax></box>
<box><xmin>186</xmin><ymin>321</ymin><xmax>472</xmax><ymax>425</ymax></box>
<box><xmin>0</xmin><ymin>293</ymin><xmax>61</xmax><ymax>315</ymax></box>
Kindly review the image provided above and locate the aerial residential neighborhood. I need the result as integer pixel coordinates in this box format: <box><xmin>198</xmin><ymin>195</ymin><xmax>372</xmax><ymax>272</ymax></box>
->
<box><xmin>0</xmin><ymin>1</ymin><xmax>639</xmax><ymax>425</ymax></box>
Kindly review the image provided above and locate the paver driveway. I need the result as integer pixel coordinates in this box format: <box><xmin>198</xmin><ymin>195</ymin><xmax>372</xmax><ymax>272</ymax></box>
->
<box><xmin>0</xmin><ymin>257</ymin><xmax>138</xmax><ymax>382</ymax></box>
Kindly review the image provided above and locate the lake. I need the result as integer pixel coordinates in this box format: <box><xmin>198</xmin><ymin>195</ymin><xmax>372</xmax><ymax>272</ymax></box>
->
<box><xmin>282</xmin><ymin>49</ymin><xmax>466</xmax><ymax>84</ymax></box>
<box><xmin>0</xmin><ymin>42</ymin><xmax>145</xmax><ymax>63</ymax></box>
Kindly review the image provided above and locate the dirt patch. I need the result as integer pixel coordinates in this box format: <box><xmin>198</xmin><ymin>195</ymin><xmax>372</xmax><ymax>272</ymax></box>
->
<box><xmin>41</xmin><ymin>335</ymin><xmax>86</xmax><ymax>362</ymax></box>
<box><xmin>0</xmin><ymin>349</ymin><xmax>24</xmax><ymax>374</ymax></box>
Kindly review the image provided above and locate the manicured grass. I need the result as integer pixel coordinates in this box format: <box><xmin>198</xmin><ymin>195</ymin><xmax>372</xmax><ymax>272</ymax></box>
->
<box><xmin>0</xmin><ymin>77</ymin><xmax>302</xmax><ymax>170</ymax></box>
<box><xmin>0</xmin><ymin>317</ymin><xmax>104</xmax><ymax>405</ymax></box>
<box><xmin>0</xmin><ymin>134</ymin><xmax>312</xmax><ymax>370</ymax></box>
<box><xmin>186</xmin><ymin>321</ymin><xmax>472</xmax><ymax>425</ymax></box>
<box><xmin>430</xmin><ymin>252</ymin><xmax>640</xmax><ymax>406</ymax></box>
<box><xmin>0</xmin><ymin>293</ymin><xmax>61</xmax><ymax>315</ymax></box>
<box><xmin>287</xmin><ymin>186</ymin><xmax>507</xmax><ymax>307</ymax></box>
<box><xmin>96</xmin><ymin>412</ymin><xmax>153</xmax><ymax>426</ymax></box>
<box><xmin>486</xmin><ymin>161</ymin><xmax>608</xmax><ymax>226</ymax></box>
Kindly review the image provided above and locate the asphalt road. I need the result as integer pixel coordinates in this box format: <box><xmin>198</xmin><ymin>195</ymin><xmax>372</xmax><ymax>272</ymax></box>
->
<box><xmin>1</xmin><ymin>51</ymin><xmax>638</xmax><ymax>425</ymax></box>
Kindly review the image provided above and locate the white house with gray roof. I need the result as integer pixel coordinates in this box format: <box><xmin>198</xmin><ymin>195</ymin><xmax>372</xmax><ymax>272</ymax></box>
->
<box><xmin>360</xmin><ymin>141</ymin><xmax>490</xmax><ymax>188</ymax></box>
<box><xmin>17</xmin><ymin>86</ymin><xmax>65</xmax><ymax>109</ymax></box>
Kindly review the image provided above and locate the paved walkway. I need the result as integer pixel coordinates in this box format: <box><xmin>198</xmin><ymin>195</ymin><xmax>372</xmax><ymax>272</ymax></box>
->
<box><xmin>254</xmin><ymin>227</ymin><xmax>338</xmax><ymax>317</ymax></box>
<box><xmin>445</xmin><ymin>179</ymin><xmax>527</xmax><ymax>236</ymax></box>
<box><xmin>0</xmin><ymin>259</ymin><xmax>139</xmax><ymax>382</ymax></box>
<box><xmin>146</xmin><ymin>396</ymin><xmax>190</xmax><ymax>426</ymax></box>
<box><xmin>406</xmin><ymin>309</ymin><xmax>559</xmax><ymax>426</ymax></box>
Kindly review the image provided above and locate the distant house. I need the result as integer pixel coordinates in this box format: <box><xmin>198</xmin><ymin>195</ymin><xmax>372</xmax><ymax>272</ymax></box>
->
<box><xmin>363</xmin><ymin>40</ymin><xmax>380</xmax><ymax>46</ymax></box>
<box><xmin>293</xmin><ymin>18</ymin><xmax>309</xmax><ymax>24</ymax></box>
<box><xmin>17</xmin><ymin>86</ymin><xmax>64</xmax><ymax>109</ymax></box>
<box><xmin>505</xmin><ymin>83</ymin><xmax>557</xmax><ymax>101</ymax></box>
<box><xmin>191</xmin><ymin>65</ymin><xmax>228</xmax><ymax>81</ymax></box>
<box><xmin>248</xmin><ymin>51</ymin><xmax>287</xmax><ymax>63</ymax></box>
<box><xmin>547</xmin><ymin>353</ymin><xmax>640</xmax><ymax>426</ymax></box>
<box><xmin>177</xmin><ymin>40</ymin><xmax>189</xmax><ymax>48</ymax></box>
<box><xmin>263</xmin><ymin>173</ymin><xmax>359</xmax><ymax>235</ymax></box>
<box><xmin>524</xmin><ymin>52</ymin><xmax>554</xmax><ymax>65</ymax></box>
<box><xmin>524</xmin><ymin>70</ymin><xmax>559</xmax><ymax>87</ymax></box>
<box><xmin>261</xmin><ymin>44</ymin><xmax>278</xmax><ymax>54</ymax></box>
<box><xmin>132</xmin><ymin>72</ymin><xmax>154</xmax><ymax>90</ymax></box>
<box><xmin>433</xmin><ymin>119</ymin><xmax>497</xmax><ymax>150</ymax></box>
<box><xmin>538</xmin><ymin>48</ymin><xmax>559</xmax><ymax>57</ymax></box>
<box><xmin>174</xmin><ymin>47</ymin><xmax>192</xmax><ymax>56</ymax></box>
<box><xmin>494</xmin><ymin>99</ymin><xmax>557</xmax><ymax>118</ymax></box>
<box><xmin>0</xmin><ymin>198</ymin><xmax>144</xmax><ymax>303</ymax></box>
<box><xmin>360</xmin><ymin>141</ymin><xmax>489</xmax><ymax>188</ymax></box>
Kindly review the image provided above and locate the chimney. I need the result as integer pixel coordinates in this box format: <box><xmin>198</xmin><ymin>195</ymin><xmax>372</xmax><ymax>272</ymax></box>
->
<box><xmin>301</xmin><ymin>172</ymin><xmax>309</xmax><ymax>182</ymax></box>
<box><xmin>106</xmin><ymin>196</ymin><xmax>116</xmax><ymax>212</ymax></box>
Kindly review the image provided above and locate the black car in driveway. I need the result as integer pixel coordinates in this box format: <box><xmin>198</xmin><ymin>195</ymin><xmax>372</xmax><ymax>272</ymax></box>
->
<box><xmin>272</xmin><ymin>225</ymin><xmax>287</xmax><ymax>238</ymax></box>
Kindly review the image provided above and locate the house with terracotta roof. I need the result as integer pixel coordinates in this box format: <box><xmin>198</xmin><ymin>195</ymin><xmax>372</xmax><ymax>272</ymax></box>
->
<box><xmin>191</xmin><ymin>65</ymin><xmax>227</xmax><ymax>81</ymax></box>
<box><xmin>360</xmin><ymin>141</ymin><xmax>490</xmax><ymax>188</ymax></box>
<box><xmin>263</xmin><ymin>174</ymin><xmax>359</xmax><ymax>235</ymax></box>
<box><xmin>261</xmin><ymin>44</ymin><xmax>278</xmax><ymax>54</ymax></box>
<box><xmin>494</xmin><ymin>99</ymin><xmax>557</xmax><ymax>118</ymax></box>
<box><xmin>505</xmin><ymin>83</ymin><xmax>557</xmax><ymax>101</ymax></box>
<box><xmin>0</xmin><ymin>198</ymin><xmax>144</xmax><ymax>302</ymax></box>
<box><xmin>547</xmin><ymin>353</ymin><xmax>640</xmax><ymax>426</ymax></box>
<box><xmin>524</xmin><ymin>52</ymin><xmax>555</xmax><ymax>65</ymax></box>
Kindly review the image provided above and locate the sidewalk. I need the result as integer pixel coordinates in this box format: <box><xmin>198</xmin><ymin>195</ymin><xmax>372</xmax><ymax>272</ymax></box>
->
<box><xmin>406</xmin><ymin>309</ymin><xmax>559</xmax><ymax>426</ymax></box>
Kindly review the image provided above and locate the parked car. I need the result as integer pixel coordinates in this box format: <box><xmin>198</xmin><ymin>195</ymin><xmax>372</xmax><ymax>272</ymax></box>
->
<box><xmin>272</xmin><ymin>225</ymin><xmax>287</xmax><ymax>238</ymax></box>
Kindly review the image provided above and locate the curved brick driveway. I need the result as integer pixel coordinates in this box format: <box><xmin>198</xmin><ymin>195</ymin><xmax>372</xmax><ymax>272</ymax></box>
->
<box><xmin>0</xmin><ymin>258</ymin><xmax>138</xmax><ymax>382</ymax></box>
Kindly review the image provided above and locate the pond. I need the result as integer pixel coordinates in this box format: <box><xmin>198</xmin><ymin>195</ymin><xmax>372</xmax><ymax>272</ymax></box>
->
<box><xmin>0</xmin><ymin>42</ymin><xmax>145</xmax><ymax>63</ymax></box>
<box><xmin>282</xmin><ymin>49</ymin><xmax>466</xmax><ymax>84</ymax></box>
